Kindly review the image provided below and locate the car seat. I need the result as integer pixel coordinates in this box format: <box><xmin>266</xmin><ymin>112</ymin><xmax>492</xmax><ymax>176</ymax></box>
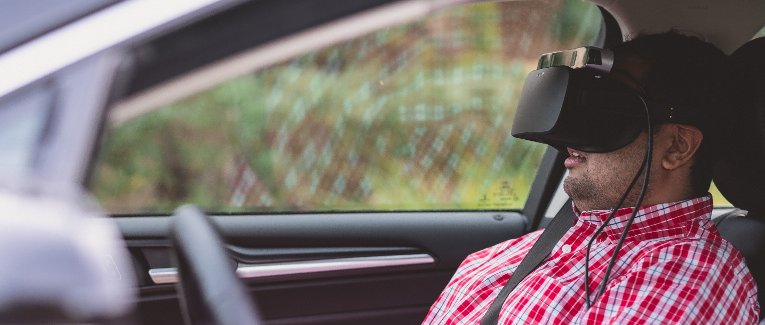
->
<box><xmin>714</xmin><ymin>36</ymin><xmax>765</xmax><ymax>319</ymax></box>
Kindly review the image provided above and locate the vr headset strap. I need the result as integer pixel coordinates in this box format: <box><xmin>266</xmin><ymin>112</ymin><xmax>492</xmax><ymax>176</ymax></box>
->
<box><xmin>479</xmin><ymin>199</ymin><xmax>575</xmax><ymax>325</ymax></box>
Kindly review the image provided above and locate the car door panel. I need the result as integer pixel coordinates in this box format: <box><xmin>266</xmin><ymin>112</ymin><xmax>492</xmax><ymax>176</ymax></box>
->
<box><xmin>117</xmin><ymin>211</ymin><xmax>526</xmax><ymax>324</ymax></box>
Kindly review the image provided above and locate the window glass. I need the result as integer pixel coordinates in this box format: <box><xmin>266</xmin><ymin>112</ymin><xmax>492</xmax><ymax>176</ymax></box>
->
<box><xmin>710</xmin><ymin>183</ymin><xmax>732</xmax><ymax>207</ymax></box>
<box><xmin>754</xmin><ymin>26</ymin><xmax>765</xmax><ymax>39</ymax></box>
<box><xmin>0</xmin><ymin>86</ymin><xmax>52</xmax><ymax>175</ymax></box>
<box><xmin>93</xmin><ymin>0</ymin><xmax>603</xmax><ymax>214</ymax></box>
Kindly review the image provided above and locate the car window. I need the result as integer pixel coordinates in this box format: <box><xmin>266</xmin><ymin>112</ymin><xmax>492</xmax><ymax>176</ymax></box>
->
<box><xmin>710</xmin><ymin>183</ymin><xmax>731</xmax><ymax>207</ymax></box>
<box><xmin>93</xmin><ymin>0</ymin><xmax>603</xmax><ymax>214</ymax></box>
<box><xmin>0</xmin><ymin>85</ymin><xmax>53</xmax><ymax>175</ymax></box>
<box><xmin>755</xmin><ymin>26</ymin><xmax>765</xmax><ymax>39</ymax></box>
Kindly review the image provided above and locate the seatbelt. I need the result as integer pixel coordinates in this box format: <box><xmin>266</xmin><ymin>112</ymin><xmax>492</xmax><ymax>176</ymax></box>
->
<box><xmin>479</xmin><ymin>199</ymin><xmax>576</xmax><ymax>325</ymax></box>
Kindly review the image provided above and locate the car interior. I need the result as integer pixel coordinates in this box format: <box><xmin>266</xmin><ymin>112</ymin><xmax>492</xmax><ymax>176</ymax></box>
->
<box><xmin>0</xmin><ymin>0</ymin><xmax>763</xmax><ymax>324</ymax></box>
<box><xmin>115</xmin><ymin>0</ymin><xmax>765</xmax><ymax>322</ymax></box>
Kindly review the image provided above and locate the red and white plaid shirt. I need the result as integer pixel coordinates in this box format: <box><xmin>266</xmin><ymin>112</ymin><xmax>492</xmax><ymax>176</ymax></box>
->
<box><xmin>424</xmin><ymin>196</ymin><xmax>759</xmax><ymax>324</ymax></box>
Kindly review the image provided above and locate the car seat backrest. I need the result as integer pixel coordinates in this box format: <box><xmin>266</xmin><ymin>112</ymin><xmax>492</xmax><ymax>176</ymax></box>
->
<box><xmin>715</xmin><ymin>36</ymin><xmax>765</xmax><ymax>318</ymax></box>
<box><xmin>716</xmin><ymin>211</ymin><xmax>765</xmax><ymax>318</ymax></box>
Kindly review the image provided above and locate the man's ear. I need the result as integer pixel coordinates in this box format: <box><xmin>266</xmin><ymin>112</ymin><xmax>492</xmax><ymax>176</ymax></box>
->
<box><xmin>661</xmin><ymin>124</ymin><xmax>703</xmax><ymax>170</ymax></box>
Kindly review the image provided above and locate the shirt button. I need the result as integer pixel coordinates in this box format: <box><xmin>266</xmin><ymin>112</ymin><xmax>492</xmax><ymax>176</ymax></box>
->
<box><xmin>561</xmin><ymin>244</ymin><xmax>572</xmax><ymax>254</ymax></box>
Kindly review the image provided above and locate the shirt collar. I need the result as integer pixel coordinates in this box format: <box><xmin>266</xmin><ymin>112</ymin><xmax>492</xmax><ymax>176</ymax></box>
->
<box><xmin>574</xmin><ymin>195</ymin><xmax>713</xmax><ymax>242</ymax></box>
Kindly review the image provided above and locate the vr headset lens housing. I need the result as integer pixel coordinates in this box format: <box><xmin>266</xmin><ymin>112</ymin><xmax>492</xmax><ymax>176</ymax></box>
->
<box><xmin>512</xmin><ymin>47</ymin><xmax>650</xmax><ymax>153</ymax></box>
<box><xmin>537</xmin><ymin>46</ymin><xmax>614</xmax><ymax>72</ymax></box>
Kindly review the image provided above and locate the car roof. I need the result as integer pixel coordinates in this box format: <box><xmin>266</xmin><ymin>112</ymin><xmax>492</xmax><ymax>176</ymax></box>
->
<box><xmin>596</xmin><ymin>0</ymin><xmax>765</xmax><ymax>53</ymax></box>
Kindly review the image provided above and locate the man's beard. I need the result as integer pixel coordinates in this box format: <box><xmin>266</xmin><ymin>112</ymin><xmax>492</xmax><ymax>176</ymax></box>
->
<box><xmin>563</xmin><ymin>176</ymin><xmax>603</xmax><ymax>205</ymax></box>
<box><xmin>563</xmin><ymin>174</ymin><xmax>610</xmax><ymax>210</ymax></box>
<box><xmin>562</xmin><ymin>131</ymin><xmax>652</xmax><ymax>211</ymax></box>
<box><xmin>563</xmin><ymin>168</ymin><xmax>646</xmax><ymax>211</ymax></box>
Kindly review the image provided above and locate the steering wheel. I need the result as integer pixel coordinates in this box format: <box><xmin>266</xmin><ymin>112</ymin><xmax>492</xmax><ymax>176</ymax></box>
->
<box><xmin>170</xmin><ymin>205</ymin><xmax>263</xmax><ymax>325</ymax></box>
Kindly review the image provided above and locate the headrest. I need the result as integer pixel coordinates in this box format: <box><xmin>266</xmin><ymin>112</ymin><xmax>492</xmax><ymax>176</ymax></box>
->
<box><xmin>714</xmin><ymin>37</ymin><xmax>765</xmax><ymax>215</ymax></box>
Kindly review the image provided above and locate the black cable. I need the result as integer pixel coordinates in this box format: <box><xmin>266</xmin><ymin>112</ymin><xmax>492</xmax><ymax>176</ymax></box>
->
<box><xmin>584</xmin><ymin>96</ymin><xmax>654</xmax><ymax>307</ymax></box>
<box><xmin>583</xmin><ymin>152</ymin><xmax>647</xmax><ymax>307</ymax></box>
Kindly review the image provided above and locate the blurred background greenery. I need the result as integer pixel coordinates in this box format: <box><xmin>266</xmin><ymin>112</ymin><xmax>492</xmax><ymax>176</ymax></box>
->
<box><xmin>93</xmin><ymin>0</ymin><xmax>728</xmax><ymax>214</ymax></box>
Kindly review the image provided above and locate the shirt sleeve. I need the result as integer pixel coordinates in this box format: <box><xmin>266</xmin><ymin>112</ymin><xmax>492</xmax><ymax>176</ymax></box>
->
<box><xmin>585</xmin><ymin>241</ymin><xmax>760</xmax><ymax>324</ymax></box>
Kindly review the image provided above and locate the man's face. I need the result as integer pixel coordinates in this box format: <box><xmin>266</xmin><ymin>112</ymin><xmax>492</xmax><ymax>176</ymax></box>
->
<box><xmin>562</xmin><ymin>58</ymin><xmax>659</xmax><ymax>211</ymax></box>
<box><xmin>562</xmin><ymin>132</ymin><xmax>648</xmax><ymax>211</ymax></box>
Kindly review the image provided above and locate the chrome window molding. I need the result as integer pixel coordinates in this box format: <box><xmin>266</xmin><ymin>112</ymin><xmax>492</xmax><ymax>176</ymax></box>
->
<box><xmin>148</xmin><ymin>253</ymin><xmax>436</xmax><ymax>284</ymax></box>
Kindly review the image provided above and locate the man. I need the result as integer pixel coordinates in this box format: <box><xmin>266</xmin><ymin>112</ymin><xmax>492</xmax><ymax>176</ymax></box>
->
<box><xmin>423</xmin><ymin>32</ymin><xmax>759</xmax><ymax>324</ymax></box>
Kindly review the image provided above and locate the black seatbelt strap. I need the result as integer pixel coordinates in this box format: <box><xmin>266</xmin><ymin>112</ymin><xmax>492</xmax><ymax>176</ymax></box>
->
<box><xmin>479</xmin><ymin>199</ymin><xmax>576</xmax><ymax>325</ymax></box>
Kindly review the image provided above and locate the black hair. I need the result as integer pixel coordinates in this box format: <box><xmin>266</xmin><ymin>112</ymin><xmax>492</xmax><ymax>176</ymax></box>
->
<box><xmin>611</xmin><ymin>31</ymin><xmax>734</xmax><ymax>196</ymax></box>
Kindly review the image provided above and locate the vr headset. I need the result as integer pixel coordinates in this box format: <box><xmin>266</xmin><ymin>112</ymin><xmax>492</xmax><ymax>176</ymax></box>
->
<box><xmin>511</xmin><ymin>47</ymin><xmax>698</xmax><ymax>153</ymax></box>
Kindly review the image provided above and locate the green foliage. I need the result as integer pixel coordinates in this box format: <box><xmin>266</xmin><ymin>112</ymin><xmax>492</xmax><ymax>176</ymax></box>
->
<box><xmin>92</xmin><ymin>0</ymin><xmax>602</xmax><ymax>214</ymax></box>
<box><xmin>552</xmin><ymin>0</ymin><xmax>601</xmax><ymax>44</ymax></box>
